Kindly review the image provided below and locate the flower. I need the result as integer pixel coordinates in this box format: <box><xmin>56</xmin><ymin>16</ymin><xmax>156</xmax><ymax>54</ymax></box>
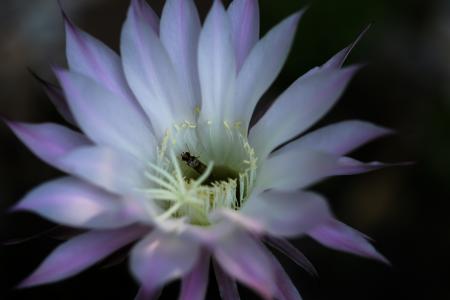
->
<box><xmin>6</xmin><ymin>0</ymin><xmax>393</xmax><ymax>299</ymax></box>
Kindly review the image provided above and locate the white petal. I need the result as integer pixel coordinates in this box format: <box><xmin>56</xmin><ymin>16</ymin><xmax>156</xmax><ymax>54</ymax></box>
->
<box><xmin>256</xmin><ymin>149</ymin><xmax>338</xmax><ymax>191</ymax></box>
<box><xmin>198</xmin><ymin>0</ymin><xmax>236</xmax><ymax>123</ymax></box>
<box><xmin>19</xmin><ymin>226</ymin><xmax>147</xmax><ymax>288</ymax></box>
<box><xmin>56</xmin><ymin>69</ymin><xmax>155</xmax><ymax>159</ymax></box>
<box><xmin>130</xmin><ymin>231</ymin><xmax>200</xmax><ymax>294</ymax></box>
<box><xmin>232</xmin><ymin>12</ymin><xmax>304</xmax><ymax>130</ymax></box>
<box><xmin>242</xmin><ymin>190</ymin><xmax>332</xmax><ymax>237</ymax></box>
<box><xmin>280</xmin><ymin>120</ymin><xmax>392</xmax><ymax>156</ymax></box>
<box><xmin>249</xmin><ymin>66</ymin><xmax>360</xmax><ymax>158</ymax></box>
<box><xmin>214</xmin><ymin>229</ymin><xmax>279</xmax><ymax>299</ymax></box>
<box><xmin>227</xmin><ymin>0</ymin><xmax>260</xmax><ymax>70</ymax></box>
<box><xmin>58</xmin><ymin>146</ymin><xmax>147</xmax><ymax>196</ymax></box>
<box><xmin>13</xmin><ymin>177</ymin><xmax>142</xmax><ymax>229</ymax></box>
<box><xmin>160</xmin><ymin>0</ymin><xmax>201</xmax><ymax>109</ymax></box>
<box><xmin>121</xmin><ymin>0</ymin><xmax>192</xmax><ymax>136</ymax></box>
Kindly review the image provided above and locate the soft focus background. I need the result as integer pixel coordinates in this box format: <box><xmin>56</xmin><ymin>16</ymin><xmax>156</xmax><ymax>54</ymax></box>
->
<box><xmin>0</xmin><ymin>0</ymin><xmax>449</xmax><ymax>299</ymax></box>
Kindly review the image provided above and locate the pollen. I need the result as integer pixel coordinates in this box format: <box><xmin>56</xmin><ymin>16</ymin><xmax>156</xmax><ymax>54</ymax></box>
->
<box><xmin>142</xmin><ymin>122</ymin><xmax>258</xmax><ymax>226</ymax></box>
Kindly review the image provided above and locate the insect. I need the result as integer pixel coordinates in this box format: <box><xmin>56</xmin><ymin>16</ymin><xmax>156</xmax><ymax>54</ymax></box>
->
<box><xmin>180</xmin><ymin>151</ymin><xmax>207</xmax><ymax>174</ymax></box>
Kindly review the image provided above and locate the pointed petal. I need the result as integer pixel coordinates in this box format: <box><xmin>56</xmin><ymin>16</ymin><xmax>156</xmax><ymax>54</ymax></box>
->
<box><xmin>242</xmin><ymin>190</ymin><xmax>332</xmax><ymax>238</ymax></box>
<box><xmin>249</xmin><ymin>66</ymin><xmax>360</xmax><ymax>158</ymax></box>
<box><xmin>160</xmin><ymin>0</ymin><xmax>201</xmax><ymax>109</ymax></box>
<box><xmin>130</xmin><ymin>231</ymin><xmax>200</xmax><ymax>293</ymax></box>
<box><xmin>323</xmin><ymin>25</ymin><xmax>371</xmax><ymax>70</ymax></box>
<box><xmin>256</xmin><ymin>149</ymin><xmax>338</xmax><ymax>191</ymax></box>
<box><xmin>268</xmin><ymin>251</ymin><xmax>303</xmax><ymax>300</ymax></box>
<box><xmin>56</xmin><ymin>69</ymin><xmax>155</xmax><ymax>159</ymax></box>
<box><xmin>333</xmin><ymin>157</ymin><xmax>405</xmax><ymax>175</ymax></box>
<box><xmin>64</xmin><ymin>13</ymin><xmax>140</xmax><ymax>104</ymax></box>
<box><xmin>281</xmin><ymin>120</ymin><xmax>392</xmax><ymax>156</ymax></box>
<box><xmin>308</xmin><ymin>218</ymin><xmax>389</xmax><ymax>264</ymax></box>
<box><xmin>5</xmin><ymin>121</ymin><xmax>90</xmax><ymax>170</ymax></box>
<box><xmin>19</xmin><ymin>226</ymin><xmax>148</xmax><ymax>288</ymax></box>
<box><xmin>198</xmin><ymin>0</ymin><xmax>236</xmax><ymax>122</ymax></box>
<box><xmin>58</xmin><ymin>145</ymin><xmax>147</xmax><ymax>195</ymax></box>
<box><xmin>13</xmin><ymin>177</ymin><xmax>142</xmax><ymax>229</ymax></box>
<box><xmin>213</xmin><ymin>259</ymin><xmax>241</xmax><ymax>300</ymax></box>
<box><xmin>179</xmin><ymin>249</ymin><xmax>210</xmax><ymax>300</ymax></box>
<box><xmin>227</xmin><ymin>0</ymin><xmax>260</xmax><ymax>70</ymax></box>
<box><xmin>233</xmin><ymin>11</ymin><xmax>303</xmax><ymax>129</ymax></box>
<box><xmin>214</xmin><ymin>230</ymin><xmax>279</xmax><ymax>299</ymax></box>
<box><xmin>121</xmin><ymin>0</ymin><xmax>191</xmax><ymax>136</ymax></box>
<box><xmin>265</xmin><ymin>236</ymin><xmax>318</xmax><ymax>277</ymax></box>
<box><xmin>29</xmin><ymin>71</ymin><xmax>76</xmax><ymax>125</ymax></box>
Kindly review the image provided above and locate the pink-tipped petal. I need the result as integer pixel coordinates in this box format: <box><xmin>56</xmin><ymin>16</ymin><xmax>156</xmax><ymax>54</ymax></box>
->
<box><xmin>214</xmin><ymin>230</ymin><xmax>279</xmax><ymax>299</ymax></box>
<box><xmin>5</xmin><ymin>121</ymin><xmax>90</xmax><ymax>170</ymax></box>
<box><xmin>281</xmin><ymin>120</ymin><xmax>393</xmax><ymax>156</ymax></box>
<box><xmin>249</xmin><ymin>66</ymin><xmax>360</xmax><ymax>159</ymax></box>
<box><xmin>179</xmin><ymin>249</ymin><xmax>210</xmax><ymax>300</ymax></box>
<box><xmin>309</xmin><ymin>218</ymin><xmax>390</xmax><ymax>264</ymax></box>
<box><xmin>323</xmin><ymin>24</ymin><xmax>372</xmax><ymax>70</ymax></box>
<box><xmin>13</xmin><ymin>177</ymin><xmax>142</xmax><ymax>229</ymax></box>
<box><xmin>242</xmin><ymin>190</ymin><xmax>332</xmax><ymax>238</ymax></box>
<box><xmin>227</xmin><ymin>0</ymin><xmax>260</xmax><ymax>70</ymax></box>
<box><xmin>256</xmin><ymin>149</ymin><xmax>338</xmax><ymax>191</ymax></box>
<box><xmin>198</xmin><ymin>0</ymin><xmax>236</xmax><ymax>122</ymax></box>
<box><xmin>19</xmin><ymin>225</ymin><xmax>148</xmax><ymax>288</ymax></box>
<box><xmin>233</xmin><ymin>11</ymin><xmax>304</xmax><ymax>130</ymax></box>
<box><xmin>265</xmin><ymin>236</ymin><xmax>318</xmax><ymax>277</ymax></box>
<box><xmin>130</xmin><ymin>231</ymin><xmax>200</xmax><ymax>294</ymax></box>
<box><xmin>64</xmin><ymin>12</ymin><xmax>140</xmax><ymax>106</ymax></box>
<box><xmin>267</xmin><ymin>251</ymin><xmax>303</xmax><ymax>300</ymax></box>
<box><xmin>334</xmin><ymin>157</ymin><xmax>402</xmax><ymax>175</ymax></box>
<box><xmin>160</xmin><ymin>0</ymin><xmax>201</xmax><ymax>109</ymax></box>
<box><xmin>213</xmin><ymin>259</ymin><xmax>241</xmax><ymax>300</ymax></box>
<box><xmin>29</xmin><ymin>70</ymin><xmax>76</xmax><ymax>125</ymax></box>
<box><xmin>58</xmin><ymin>145</ymin><xmax>146</xmax><ymax>196</ymax></box>
<box><xmin>56</xmin><ymin>69</ymin><xmax>155</xmax><ymax>159</ymax></box>
<box><xmin>121</xmin><ymin>0</ymin><xmax>191</xmax><ymax>137</ymax></box>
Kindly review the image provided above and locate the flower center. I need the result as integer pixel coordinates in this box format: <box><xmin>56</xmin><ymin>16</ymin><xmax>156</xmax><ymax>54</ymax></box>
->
<box><xmin>143</xmin><ymin>121</ymin><xmax>258</xmax><ymax>226</ymax></box>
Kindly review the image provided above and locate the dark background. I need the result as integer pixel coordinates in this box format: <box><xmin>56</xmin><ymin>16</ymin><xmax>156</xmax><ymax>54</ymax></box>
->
<box><xmin>1</xmin><ymin>0</ymin><xmax>449</xmax><ymax>299</ymax></box>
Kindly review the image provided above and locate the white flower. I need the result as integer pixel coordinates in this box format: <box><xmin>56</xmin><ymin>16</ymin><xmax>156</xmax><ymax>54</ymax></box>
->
<box><xmin>6</xmin><ymin>0</ymin><xmax>392</xmax><ymax>299</ymax></box>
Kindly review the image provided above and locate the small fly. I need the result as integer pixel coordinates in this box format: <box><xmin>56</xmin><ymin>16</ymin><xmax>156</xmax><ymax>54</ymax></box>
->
<box><xmin>180</xmin><ymin>151</ymin><xmax>207</xmax><ymax>174</ymax></box>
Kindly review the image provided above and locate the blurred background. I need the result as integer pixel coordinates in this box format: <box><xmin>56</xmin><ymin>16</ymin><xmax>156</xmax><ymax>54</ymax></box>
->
<box><xmin>0</xmin><ymin>0</ymin><xmax>449</xmax><ymax>299</ymax></box>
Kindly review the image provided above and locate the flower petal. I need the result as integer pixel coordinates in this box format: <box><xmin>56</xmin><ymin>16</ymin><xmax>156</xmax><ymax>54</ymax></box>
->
<box><xmin>64</xmin><ymin>13</ymin><xmax>139</xmax><ymax>104</ymax></box>
<box><xmin>179</xmin><ymin>249</ymin><xmax>210</xmax><ymax>300</ymax></box>
<box><xmin>121</xmin><ymin>0</ymin><xmax>192</xmax><ymax>136</ymax></box>
<box><xmin>13</xmin><ymin>177</ymin><xmax>142</xmax><ymax>229</ymax></box>
<box><xmin>160</xmin><ymin>0</ymin><xmax>201</xmax><ymax>109</ymax></box>
<box><xmin>214</xmin><ymin>229</ymin><xmax>279</xmax><ymax>299</ymax></box>
<box><xmin>233</xmin><ymin>11</ymin><xmax>304</xmax><ymax>130</ymax></box>
<box><xmin>130</xmin><ymin>231</ymin><xmax>201</xmax><ymax>294</ymax></box>
<box><xmin>265</xmin><ymin>236</ymin><xmax>318</xmax><ymax>277</ymax></box>
<box><xmin>308</xmin><ymin>218</ymin><xmax>389</xmax><ymax>264</ymax></box>
<box><xmin>333</xmin><ymin>157</ymin><xmax>405</xmax><ymax>175</ymax></box>
<box><xmin>281</xmin><ymin>120</ymin><xmax>392</xmax><ymax>156</ymax></box>
<box><xmin>242</xmin><ymin>190</ymin><xmax>332</xmax><ymax>238</ymax></box>
<box><xmin>323</xmin><ymin>25</ymin><xmax>371</xmax><ymax>70</ymax></box>
<box><xmin>56</xmin><ymin>69</ymin><xmax>155</xmax><ymax>159</ymax></box>
<box><xmin>29</xmin><ymin>71</ymin><xmax>76</xmax><ymax>125</ymax></box>
<box><xmin>19</xmin><ymin>225</ymin><xmax>148</xmax><ymax>288</ymax></box>
<box><xmin>58</xmin><ymin>145</ymin><xmax>147</xmax><ymax>196</ymax></box>
<box><xmin>198</xmin><ymin>0</ymin><xmax>236</xmax><ymax>122</ymax></box>
<box><xmin>213</xmin><ymin>259</ymin><xmax>241</xmax><ymax>300</ymax></box>
<box><xmin>135</xmin><ymin>287</ymin><xmax>162</xmax><ymax>300</ymax></box>
<box><xmin>249</xmin><ymin>66</ymin><xmax>360</xmax><ymax>158</ymax></box>
<box><xmin>5</xmin><ymin>121</ymin><xmax>90</xmax><ymax>170</ymax></box>
<box><xmin>227</xmin><ymin>0</ymin><xmax>260</xmax><ymax>70</ymax></box>
<box><xmin>268</xmin><ymin>251</ymin><xmax>302</xmax><ymax>300</ymax></box>
<box><xmin>256</xmin><ymin>149</ymin><xmax>338</xmax><ymax>191</ymax></box>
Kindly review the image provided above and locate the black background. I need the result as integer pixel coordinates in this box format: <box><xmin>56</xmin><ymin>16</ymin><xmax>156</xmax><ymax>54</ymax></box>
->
<box><xmin>1</xmin><ymin>0</ymin><xmax>449</xmax><ymax>299</ymax></box>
